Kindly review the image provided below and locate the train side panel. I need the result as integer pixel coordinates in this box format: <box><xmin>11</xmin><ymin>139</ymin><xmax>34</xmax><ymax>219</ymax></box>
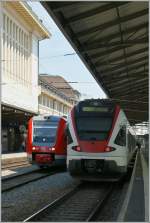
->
<box><xmin>53</xmin><ymin>118</ymin><xmax>67</xmax><ymax>165</ymax></box>
<box><xmin>26</xmin><ymin>118</ymin><xmax>33</xmax><ymax>163</ymax></box>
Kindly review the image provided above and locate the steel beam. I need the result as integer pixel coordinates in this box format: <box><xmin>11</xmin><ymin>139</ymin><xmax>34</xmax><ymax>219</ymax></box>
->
<box><xmin>99</xmin><ymin>56</ymin><xmax>148</xmax><ymax>73</ymax></box>
<box><xmin>84</xmin><ymin>22</ymin><xmax>148</xmax><ymax>46</ymax></box>
<box><xmin>129</xmin><ymin>118</ymin><xmax>148</xmax><ymax>123</ymax></box>
<box><xmin>88</xmin><ymin>42</ymin><xmax>143</xmax><ymax>60</ymax></box>
<box><xmin>112</xmin><ymin>88</ymin><xmax>148</xmax><ymax>97</ymax></box>
<box><xmin>124</xmin><ymin>111</ymin><xmax>148</xmax><ymax>117</ymax></box>
<box><xmin>113</xmin><ymin>80</ymin><xmax>148</xmax><ymax>94</ymax></box>
<box><xmin>65</xmin><ymin>2</ymin><xmax>128</xmax><ymax>24</ymax></box>
<box><xmin>124</xmin><ymin>108</ymin><xmax>148</xmax><ymax>113</ymax></box>
<box><xmin>110</xmin><ymin>78</ymin><xmax>148</xmax><ymax>91</ymax></box>
<box><xmin>83</xmin><ymin>37</ymin><xmax>148</xmax><ymax>51</ymax></box>
<box><xmin>103</xmin><ymin>65</ymin><xmax>148</xmax><ymax>83</ymax></box>
<box><xmin>95</xmin><ymin>47</ymin><xmax>148</xmax><ymax>66</ymax></box>
<box><xmin>114</xmin><ymin>93</ymin><xmax>148</xmax><ymax>100</ymax></box>
<box><xmin>109</xmin><ymin>76</ymin><xmax>148</xmax><ymax>90</ymax></box>
<box><xmin>112</xmin><ymin>93</ymin><xmax>148</xmax><ymax>101</ymax></box>
<box><xmin>116</xmin><ymin>102</ymin><xmax>148</xmax><ymax>110</ymax></box>
<box><xmin>137</xmin><ymin>95</ymin><xmax>148</xmax><ymax>101</ymax></box>
<box><xmin>47</xmin><ymin>2</ymin><xmax>80</xmax><ymax>12</ymax></box>
<box><xmin>76</xmin><ymin>8</ymin><xmax>148</xmax><ymax>37</ymax></box>
<box><xmin>114</xmin><ymin>87</ymin><xmax>148</xmax><ymax>97</ymax></box>
<box><xmin>106</xmin><ymin>70</ymin><xmax>148</xmax><ymax>88</ymax></box>
<box><xmin>118</xmin><ymin>103</ymin><xmax>148</xmax><ymax>111</ymax></box>
<box><xmin>110</xmin><ymin>98</ymin><xmax>148</xmax><ymax>104</ymax></box>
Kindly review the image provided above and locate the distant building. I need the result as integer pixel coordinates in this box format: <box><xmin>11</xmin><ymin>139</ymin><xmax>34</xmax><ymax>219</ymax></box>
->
<box><xmin>38</xmin><ymin>74</ymin><xmax>80</xmax><ymax>116</ymax></box>
<box><xmin>0</xmin><ymin>2</ymin><xmax>50</xmax><ymax>153</ymax></box>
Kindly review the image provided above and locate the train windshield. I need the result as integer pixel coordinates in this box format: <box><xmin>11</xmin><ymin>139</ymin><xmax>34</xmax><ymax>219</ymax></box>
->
<box><xmin>76</xmin><ymin>117</ymin><xmax>112</xmax><ymax>141</ymax></box>
<box><xmin>33</xmin><ymin>120</ymin><xmax>58</xmax><ymax>146</ymax></box>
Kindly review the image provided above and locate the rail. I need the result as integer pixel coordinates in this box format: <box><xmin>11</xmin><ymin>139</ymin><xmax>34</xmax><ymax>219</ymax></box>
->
<box><xmin>24</xmin><ymin>183</ymin><xmax>114</xmax><ymax>222</ymax></box>
<box><xmin>2</xmin><ymin>167</ymin><xmax>66</xmax><ymax>192</ymax></box>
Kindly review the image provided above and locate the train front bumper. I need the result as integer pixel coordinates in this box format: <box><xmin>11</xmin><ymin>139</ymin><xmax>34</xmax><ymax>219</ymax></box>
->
<box><xmin>67</xmin><ymin>156</ymin><xmax>127</xmax><ymax>176</ymax></box>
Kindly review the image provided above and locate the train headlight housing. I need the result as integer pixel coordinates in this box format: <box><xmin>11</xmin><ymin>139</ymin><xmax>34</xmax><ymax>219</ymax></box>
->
<box><xmin>72</xmin><ymin>146</ymin><xmax>81</xmax><ymax>152</ymax></box>
<box><xmin>105</xmin><ymin>146</ymin><xmax>116</xmax><ymax>152</ymax></box>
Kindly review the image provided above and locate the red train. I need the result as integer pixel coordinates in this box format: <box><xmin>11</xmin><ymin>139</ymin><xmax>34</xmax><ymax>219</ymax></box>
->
<box><xmin>26</xmin><ymin>115</ymin><xmax>67</xmax><ymax>168</ymax></box>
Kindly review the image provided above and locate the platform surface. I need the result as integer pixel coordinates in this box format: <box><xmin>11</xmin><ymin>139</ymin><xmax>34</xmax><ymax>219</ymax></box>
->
<box><xmin>2</xmin><ymin>164</ymin><xmax>39</xmax><ymax>180</ymax></box>
<box><xmin>2</xmin><ymin>152</ymin><xmax>27</xmax><ymax>160</ymax></box>
<box><xmin>118</xmin><ymin>150</ymin><xmax>149</xmax><ymax>222</ymax></box>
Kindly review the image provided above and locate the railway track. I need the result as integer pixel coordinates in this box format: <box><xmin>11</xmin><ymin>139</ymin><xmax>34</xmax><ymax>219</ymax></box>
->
<box><xmin>24</xmin><ymin>151</ymin><xmax>138</xmax><ymax>222</ymax></box>
<box><xmin>2</xmin><ymin>167</ymin><xmax>65</xmax><ymax>192</ymax></box>
<box><xmin>24</xmin><ymin>182</ymin><xmax>114</xmax><ymax>222</ymax></box>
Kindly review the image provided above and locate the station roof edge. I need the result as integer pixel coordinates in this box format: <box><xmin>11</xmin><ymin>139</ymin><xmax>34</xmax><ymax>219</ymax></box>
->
<box><xmin>7</xmin><ymin>1</ymin><xmax>51</xmax><ymax>39</ymax></box>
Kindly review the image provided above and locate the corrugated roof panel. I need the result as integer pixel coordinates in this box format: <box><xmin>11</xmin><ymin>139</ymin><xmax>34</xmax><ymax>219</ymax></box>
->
<box><xmin>42</xmin><ymin>1</ymin><xmax>148</xmax><ymax>124</ymax></box>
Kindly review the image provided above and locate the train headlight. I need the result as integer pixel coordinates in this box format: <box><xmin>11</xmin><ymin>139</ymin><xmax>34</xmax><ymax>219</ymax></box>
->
<box><xmin>32</xmin><ymin>147</ymin><xmax>36</xmax><ymax>150</ymax></box>
<box><xmin>51</xmin><ymin>147</ymin><xmax>55</xmax><ymax>151</ymax></box>
<box><xmin>72</xmin><ymin>146</ymin><xmax>81</xmax><ymax>152</ymax></box>
<box><xmin>105</xmin><ymin>146</ymin><xmax>116</xmax><ymax>152</ymax></box>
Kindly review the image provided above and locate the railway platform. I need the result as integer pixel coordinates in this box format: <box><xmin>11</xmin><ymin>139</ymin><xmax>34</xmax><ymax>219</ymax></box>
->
<box><xmin>2</xmin><ymin>152</ymin><xmax>28</xmax><ymax>169</ymax></box>
<box><xmin>118</xmin><ymin>150</ymin><xmax>149</xmax><ymax>222</ymax></box>
<box><xmin>2</xmin><ymin>152</ymin><xmax>27</xmax><ymax>165</ymax></box>
<box><xmin>2</xmin><ymin>152</ymin><xmax>39</xmax><ymax>179</ymax></box>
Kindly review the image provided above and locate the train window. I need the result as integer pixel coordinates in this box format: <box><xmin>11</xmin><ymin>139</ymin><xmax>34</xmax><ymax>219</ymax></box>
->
<box><xmin>33</xmin><ymin>127</ymin><xmax>57</xmax><ymax>144</ymax></box>
<box><xmin>128</xmin><ymin>132</ymin><xmax>136</xmax><ymax>151</ymax></box>
<box><xmin>65</xmin><ymin>125</ymin><xmax>73</xmax><ymax>144</ymax></box>
<box><xmin>76</xmin><ymin>117</ymin><xmax>112</xmax><ymax>141</ymax></box>
<box><xmin>114</xmin><ymin>126</ymin><xmax>126</xmax><ymax>146</ymax></box>
<box><xmin>33</xmin><ymin>120</ymin><xmax>59</xmax><ymax>146</ymax></box>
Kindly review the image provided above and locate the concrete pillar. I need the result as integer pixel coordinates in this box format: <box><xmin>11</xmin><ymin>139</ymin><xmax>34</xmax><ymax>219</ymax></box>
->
<box><xmin>7</xmin><ymin>127</ymin><xmax>15</xmax><ymax>152</ymax></box>
<box><xmin>1</xmin><ymin>128</ymin><xmax>8</xmax><ymax>153</ymax></box>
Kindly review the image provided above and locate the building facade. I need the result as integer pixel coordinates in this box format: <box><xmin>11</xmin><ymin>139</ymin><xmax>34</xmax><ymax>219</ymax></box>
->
<box><xmin>38</xmin><ymin>75</ymin><xmax>80</xmax><ymax>116</ymax></box>
<box><xmin>0</xmin><ymin>2</ymin><xmax>50</xmax><ymax>153</ymax></box>
<box><xmin>1</xmin><ymin>2</ymin><xmax>50</xmax><ymax>112</ymax></box>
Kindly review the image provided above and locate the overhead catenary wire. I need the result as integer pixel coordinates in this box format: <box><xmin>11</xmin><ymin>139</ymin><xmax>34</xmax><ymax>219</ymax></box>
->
<box><xmin>46</xmin><ymin>81</ymin><xmax>96</xmax><ymax>84</ymax></box>
<box><xmin>39</xmin><ymin>52</ymin><xmax>76</xmax><ymax>60</ymax></box>
<box><xmin>1</xmin><ymin>52</ymin><xmax>77</xmax><ymax>62</ymax></box>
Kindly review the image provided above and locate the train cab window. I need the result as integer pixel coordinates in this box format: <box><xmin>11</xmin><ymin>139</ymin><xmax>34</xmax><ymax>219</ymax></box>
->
<box><xmin>114</xmin><ymin>126</ymin><xmax>126</xmax><ymax>146</ymax></box>
<box><xmin>65</xmin><ymin>125</ymin><xmax>73</xmax><ymax>144</ymax></box>
<box><xmin>76</xmin><ymin>117</ymin><xmax>112</xmax><ymax>141</ymax></box>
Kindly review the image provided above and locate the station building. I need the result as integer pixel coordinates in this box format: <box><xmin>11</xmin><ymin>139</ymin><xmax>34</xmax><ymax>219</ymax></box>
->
<box><xmin>38</xmin><ymin>74</ymin><xmax>80</xmax><ymax>116</ymax></box>
<box><xmin>0</xmin><ymin>2</ymin><xmax>50</xmax><ymax>153</ymax></box>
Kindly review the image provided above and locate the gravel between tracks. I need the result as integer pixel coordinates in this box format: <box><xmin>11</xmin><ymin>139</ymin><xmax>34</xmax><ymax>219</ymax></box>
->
<box><xmin>2</xmin><ymin>172</ymin><xmax>80</xmax><ymax>222</ymax></box>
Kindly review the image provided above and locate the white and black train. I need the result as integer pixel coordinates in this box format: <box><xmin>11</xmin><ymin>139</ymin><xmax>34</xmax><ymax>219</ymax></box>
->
<box><xmin>66</xmin><ymin>99</ymin><xmax>137</xmax><ymax>181</ymax></box>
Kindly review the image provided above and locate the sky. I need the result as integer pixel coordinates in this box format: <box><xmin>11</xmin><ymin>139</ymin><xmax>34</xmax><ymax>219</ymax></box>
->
<box><xmin>28</xmin><ymin>2</ymin><xmax>106</xmax><ymax>100</ymax></box>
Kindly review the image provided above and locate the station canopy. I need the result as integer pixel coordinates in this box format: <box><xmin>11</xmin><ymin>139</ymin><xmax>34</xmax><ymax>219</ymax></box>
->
<box><xmin>2</xmin><ymin>104</ymin><xmax>35</xmax><ymax>128</ymax></box>
<box><xmin>42</xmin><ymin>1</ymin><xmax>149</xmax><ymax>125</ymax></box>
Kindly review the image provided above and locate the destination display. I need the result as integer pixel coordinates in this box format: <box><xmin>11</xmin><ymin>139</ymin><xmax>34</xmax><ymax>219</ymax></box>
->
<box><xmin>82</xmin><ymin>107</ymin><xmax>109</xmax><ymax>112</ymax></box>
